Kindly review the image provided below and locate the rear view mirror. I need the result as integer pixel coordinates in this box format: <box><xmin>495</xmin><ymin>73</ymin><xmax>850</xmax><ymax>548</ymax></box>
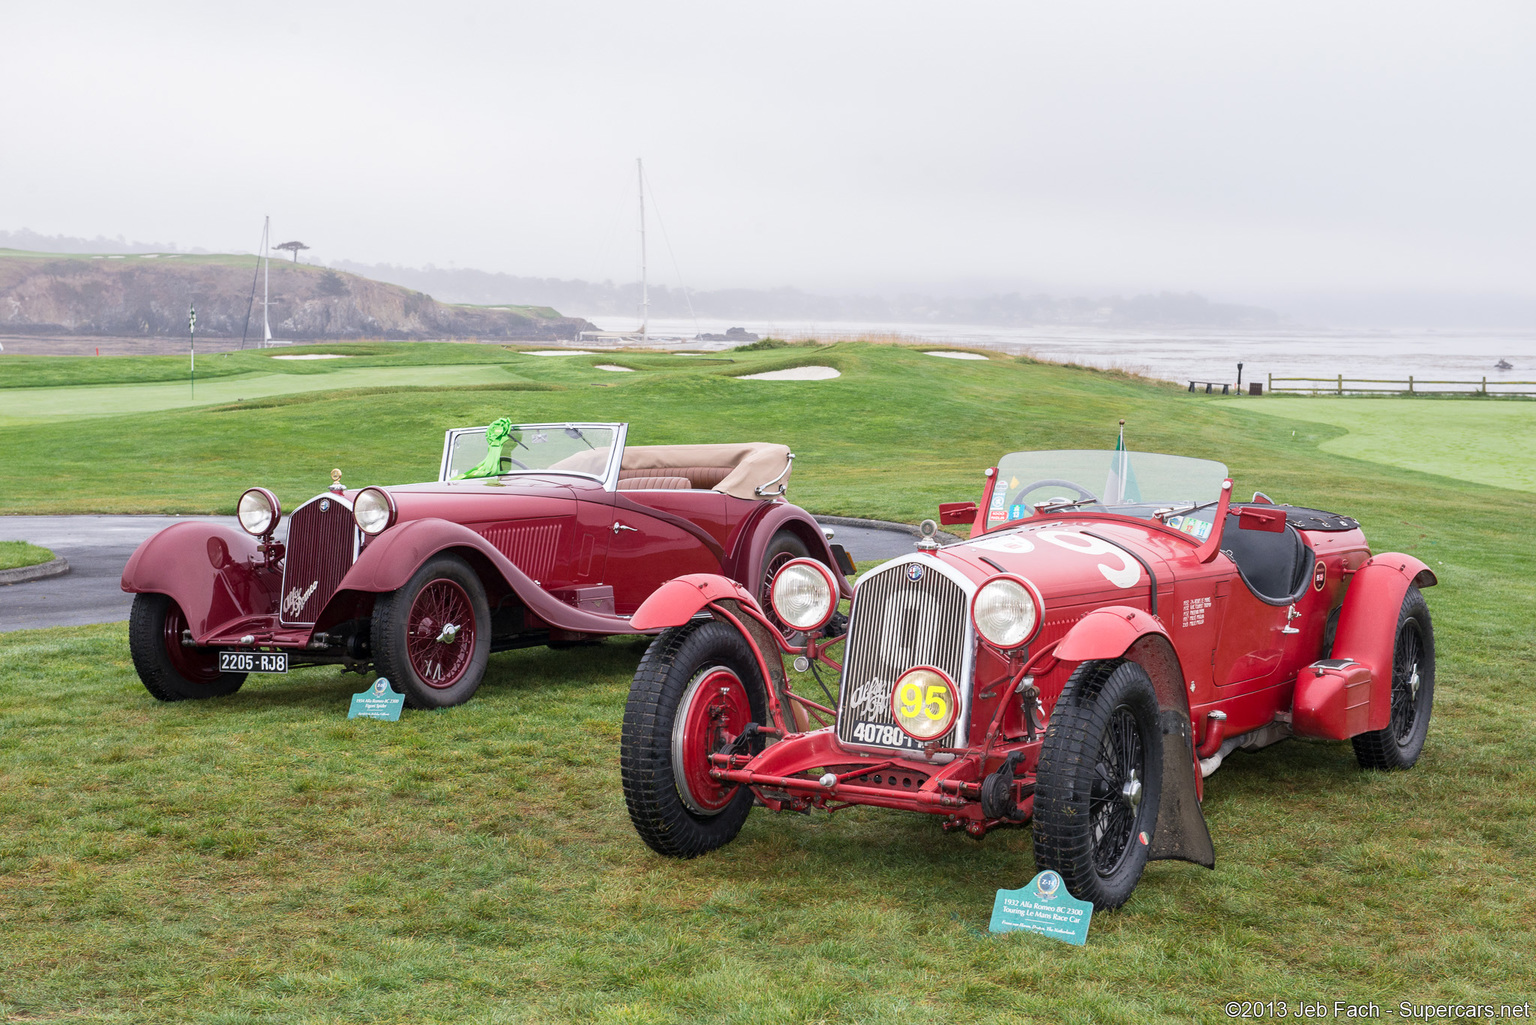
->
<box><xmin>939</xmin><ymin>502</ymin><xmax>978</xmax><ymax>525</ymax></box>
<box><xmin>1237</xmin><ymin>507</ymin><xmax>1287</xmax><ymax>533</ymax></box>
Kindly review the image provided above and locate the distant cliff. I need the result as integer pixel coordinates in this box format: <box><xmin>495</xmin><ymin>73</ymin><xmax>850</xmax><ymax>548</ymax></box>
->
<box><xmin>0</xmin><ymin>251</ymin><xmax>596</xmax><ymax>340</ymax></box>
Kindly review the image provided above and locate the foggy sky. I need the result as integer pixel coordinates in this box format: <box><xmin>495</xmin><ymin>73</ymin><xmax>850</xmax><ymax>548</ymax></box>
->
<box><xmin>5</xmin><ymin>1</ymin><xmax>1534</xmax><ymax>314</ymax></box>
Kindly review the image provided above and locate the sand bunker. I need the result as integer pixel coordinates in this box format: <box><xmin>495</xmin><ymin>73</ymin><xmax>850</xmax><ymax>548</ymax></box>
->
<box><xmin>924</xmin><ymin>351</ymin><xmax>988</xmax><ymax>360</ymax></box>
<box><xmin>735</xmin><ymin>366</ymin><xmax>841</xmax><ymax>381</ymax></box>
<box><xmin>595</xmin><ymin>364</ymin><xmax>635</xmax><ymax>372</ymax></box>
<box><xmin>523</xmin><ymin>350</ymin><xmax>597</xmax><ymax>356</ymax></box>
<box><xmin>272</xmin><ymin>354</ymin><xmax>351</xmax><ymax>361</ymax></box>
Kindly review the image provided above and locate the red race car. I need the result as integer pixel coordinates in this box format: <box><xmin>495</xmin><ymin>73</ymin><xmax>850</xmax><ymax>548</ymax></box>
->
<box><xmin>619</xmin><ymin>445</ymin><xmax>1436</xmax><ymax>909</ymax></box>
<box><xmin>123</xmin><ymin>420</ymin><xmax>852</xmax><ymax>709</ymax></box>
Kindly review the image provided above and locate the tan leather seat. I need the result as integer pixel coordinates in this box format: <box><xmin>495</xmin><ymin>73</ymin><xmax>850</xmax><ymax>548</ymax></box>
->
<box><xmin>617</xmin><ymin>474</ymin><xmax>692</xmax><ymax>490</ymax></box>
<box><xmin>618</xmin><ymin>467</ymin><xmax>732</xmax><ymax>489</ymax></box>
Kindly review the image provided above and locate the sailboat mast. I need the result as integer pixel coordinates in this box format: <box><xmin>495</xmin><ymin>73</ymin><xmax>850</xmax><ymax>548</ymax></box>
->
<box><xmin>262</xmin><ymin>216</ymin><xmax>272</xmax><ymax>346</ymax></box>
<box><xmin>637</xmin><ymin>157</ymin><xmax>648</xmax><ymax>343</ymax></box>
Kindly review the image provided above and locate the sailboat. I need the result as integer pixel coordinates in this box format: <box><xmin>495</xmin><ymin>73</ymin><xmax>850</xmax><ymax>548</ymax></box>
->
<box><xmin>579</xmin><ymin>159</ymin><xmax>696</xmax><ymax>346</ymax></box>
<box><xmin>239</xmin><ymin>216</ymin><xmax>289</xmax><ymax>348</ymax></box>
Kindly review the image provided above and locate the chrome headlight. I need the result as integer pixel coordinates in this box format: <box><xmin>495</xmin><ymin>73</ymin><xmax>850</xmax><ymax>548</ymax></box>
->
<box><xmin>237</xmin><ymin>488</ymin><xmax>280</xmax><ymax>537</ymax></box>
<box><xmin>769</xmin><ymin>558</ymin><xmax>837</xmax><ymax>631</ymax></box>
<box><xmin>353</xmin><ymin>487</ymin><xmax>396</xmax><ymax>535</ymax></box>
<box><xmin>890</xmin><ymin>666</ymin><xmax>959</xmax><ymax>741</ymax></box>
<box><xmin>971</xmin><ymin>575</ymin><xmax>1042</xmax><ymax>649</ymax></box>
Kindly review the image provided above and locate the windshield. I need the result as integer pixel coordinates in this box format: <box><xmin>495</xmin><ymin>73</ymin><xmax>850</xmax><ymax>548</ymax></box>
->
<box><xmin>989</xmin><ymin>450</ymin><xmax>1229</xmax><ymax>536</ymax></box>
<box><xmin>443</xmin><ymin>422</ymin><xmax>618</xmax><ymax>481</ymax></box>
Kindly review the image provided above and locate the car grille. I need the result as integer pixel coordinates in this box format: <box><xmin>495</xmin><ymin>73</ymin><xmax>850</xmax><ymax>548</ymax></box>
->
<box><xmin>836</xmin><ymin>559</ymin><xmax>973</xmax><ymax>752</ymax></box>
<box><xmin>279</xmin><ymin>495</ymin><xmax>358</xmax><ymax>626</ymax></box>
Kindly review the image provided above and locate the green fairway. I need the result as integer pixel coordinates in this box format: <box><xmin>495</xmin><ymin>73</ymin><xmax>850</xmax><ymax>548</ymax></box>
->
<box><xmin>1238</xmin><ymin>396</ymin><xmax>1536</xmax><ymax>493</ymax></box>
<box><xmin>1</xmin><ymin>342</ymin><xmax>1533</xmax><ymax>1022</ymax></box>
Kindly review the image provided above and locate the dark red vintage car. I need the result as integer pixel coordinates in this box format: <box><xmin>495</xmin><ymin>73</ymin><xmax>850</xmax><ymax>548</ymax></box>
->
<box><xmin>619</xmin><ymin>447</ymin><xmax>1436</xmax><ymax>909</ymax></box>
<box><xmin>123</xmin><ymin>421</ymin><xmax>852</xmax><ymax>708</ymax></box>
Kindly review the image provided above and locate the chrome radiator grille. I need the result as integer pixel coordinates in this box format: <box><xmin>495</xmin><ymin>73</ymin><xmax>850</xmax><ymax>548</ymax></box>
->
<box><xmin>836</xmin><ymin>559</ymin><xmax>973</xmax><ymax>751</ymax></box>
<box><xmin>279</xmin><ymin>495</ymin><xmax>358</xmax><ymax>626</ymax></box>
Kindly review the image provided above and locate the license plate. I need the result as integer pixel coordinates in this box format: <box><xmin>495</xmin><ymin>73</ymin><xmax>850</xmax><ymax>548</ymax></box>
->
<box><xmin>219</xmin><ymin>650</ymin><xmax>289</xmax><ymax>674</ymax></box>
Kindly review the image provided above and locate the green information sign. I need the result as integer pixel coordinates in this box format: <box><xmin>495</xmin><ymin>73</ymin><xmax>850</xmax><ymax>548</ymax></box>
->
<box><xmin>989</xmin><ymin>870</ymin><xmax>1094</xmax><ymax>945</ymax></box>
<box><xmin>348</xmin><ymin>678</ymin><xmax>405</xmax><ymax>721</ymax></box>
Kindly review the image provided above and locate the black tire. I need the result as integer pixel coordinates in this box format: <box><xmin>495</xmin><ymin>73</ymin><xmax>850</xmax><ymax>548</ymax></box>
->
<box><xmin>1033</xmin><ymin>659</ymin><xmax>1163</xmax><ymax>911</ymax></box>
<box><xmin>1352</xmin><ymin>586</ymin><xmax>1435</xmax><ymax>770</ymax></box>
<box><xmin>371</xmin><ymin>554</ymin><xmax>492</xmax><ymax>709</ymax></box>
<box><xmin>620</xmin><ymin>619</ymin><xmax>769</xmax><ymax>858</ymax></box>
<box><xmin>128</xmin><ymin>592</ymin><xmax>247</xmax><ymax>701</ymax></box>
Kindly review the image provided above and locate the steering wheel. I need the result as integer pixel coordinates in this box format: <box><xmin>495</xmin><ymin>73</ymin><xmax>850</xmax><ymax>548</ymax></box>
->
<box><xmin>1014</xmin><ymin>478</ymin><xmax>1100</xmax><ymax>510</ymax></box>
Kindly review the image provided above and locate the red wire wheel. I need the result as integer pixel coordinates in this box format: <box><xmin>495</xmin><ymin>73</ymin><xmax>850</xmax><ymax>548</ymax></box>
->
<box><xmin>672</xmin><ymin>666</ymin><xmax>754</xmax><ymax>814</ymax></box>
<box><xmin>405</xmin><ymin>578</ymin><xmax>477</xmax><ymax>689</ymax></box>
<box><xmin>161</xmin><ymin>599</ymin><xmax>223</xmax><ymax>683</ymax></box>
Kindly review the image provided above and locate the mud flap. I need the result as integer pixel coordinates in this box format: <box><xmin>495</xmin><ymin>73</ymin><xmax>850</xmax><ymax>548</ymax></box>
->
<box><xmin>1148</xmin><ymin>709</ymin><xmax>1216</xmax><ymax>868</ymax></box>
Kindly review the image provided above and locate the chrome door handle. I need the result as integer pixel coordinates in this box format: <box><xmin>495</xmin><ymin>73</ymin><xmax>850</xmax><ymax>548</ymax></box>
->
<box><xmin>612</xmin><ymin>522</ymin><xmax>639</xmax><ymax>533</ymax></box>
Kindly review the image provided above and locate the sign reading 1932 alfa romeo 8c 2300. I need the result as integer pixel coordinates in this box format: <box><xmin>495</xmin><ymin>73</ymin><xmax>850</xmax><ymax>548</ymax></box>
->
<box><xmin>619</xmin><ymin>446</ymin><xmax>1436</xmax><ymax>910</ymax></box>
<box><xmin>122</xmin><ymin>421</ymin><xmax>852</xmax><ymax>709</ymax></box>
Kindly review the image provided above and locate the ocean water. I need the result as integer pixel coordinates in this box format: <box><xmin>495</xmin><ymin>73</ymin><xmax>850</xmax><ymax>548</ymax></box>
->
<box><xmin>574</xmin><ymin>315</ymin><xmax>1536</xmax><ymax>394</ymax></box>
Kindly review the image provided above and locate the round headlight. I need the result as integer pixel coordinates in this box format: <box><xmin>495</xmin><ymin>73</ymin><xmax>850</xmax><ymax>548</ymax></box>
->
<box><xmin>971</xmin><ymin>575</ymin><xmax>1042</xmax><ymax>649</ymax></box>
<box><xmin>353</xmin><ymin>487</ymin><xmax>396</xmax><ymax>536</ymax></box>
<box><xmin>769</xmin><ymin>558</ymin><xmax>837</xmax><ymax>631</ymax></box>
<box><xmin>237</xmin><ymin>488</ymin><xmax>280</xmax><ymax>537</ymax></box>
<box><xmin>890</xmin><ymin>666</ymin><xmax>959</xmax><ymax>742</ymax></box>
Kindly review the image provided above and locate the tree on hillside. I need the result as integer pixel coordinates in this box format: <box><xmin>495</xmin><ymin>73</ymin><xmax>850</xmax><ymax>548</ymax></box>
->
<box><xmin>316</xmin><ymin>269</ymin><xmax>349</xmax><ymax>296</ymax></box>
<box><xmin>274</xmin><ymin>241</ymin><xmax>310</xmax><ymax>263</ymax></box>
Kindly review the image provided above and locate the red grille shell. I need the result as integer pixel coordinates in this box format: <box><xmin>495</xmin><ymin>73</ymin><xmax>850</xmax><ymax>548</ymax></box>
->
<box><xmin>280</xmin><ymin>495</ymin><xmax>358</xmax><ymax>626</ymax></box>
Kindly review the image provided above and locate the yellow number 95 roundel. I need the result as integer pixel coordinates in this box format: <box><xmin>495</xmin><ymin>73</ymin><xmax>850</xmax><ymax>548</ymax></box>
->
<box><xmin>890</xmin><ymin>667</ymin><xmax>959</xmax><ymax>741</ymax></box>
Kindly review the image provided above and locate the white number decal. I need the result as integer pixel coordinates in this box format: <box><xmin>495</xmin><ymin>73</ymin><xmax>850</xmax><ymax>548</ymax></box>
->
<box><xmin>1037</xmin><ymin>530</ymin><xmax>1141</xmax><ymax>589</ymax></box>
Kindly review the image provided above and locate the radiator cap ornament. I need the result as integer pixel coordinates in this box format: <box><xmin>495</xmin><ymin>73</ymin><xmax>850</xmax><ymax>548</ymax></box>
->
<box><xmin>329</xmin><ymin>467</ymin><xmax>345</xmax><ymax>494</ymax></box>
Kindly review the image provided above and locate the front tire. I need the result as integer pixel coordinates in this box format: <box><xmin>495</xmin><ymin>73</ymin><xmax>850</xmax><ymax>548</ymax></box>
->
<box><xmin>1353</xmin><ymin>586</ymin><xmax>1435</xmax><ymax>770</ymax></box>
<box><xmin>620</xmin><ymin>619</ymin><xmax>769</xmax><ymax>858</ymax></box>
<box><xmin>1033</xmin><ymin>659</ymin><xmax>1163</xmax><ymax>911</ymax></box>
<box><xmin>128</xmin><ymin>593</ymin><xmax>247</xmax><ymax>701</ymax></box>
<box><xmin>371</xmin><ymin>554</ymin><xmax>492</xmax><ymax>709</ymax></box>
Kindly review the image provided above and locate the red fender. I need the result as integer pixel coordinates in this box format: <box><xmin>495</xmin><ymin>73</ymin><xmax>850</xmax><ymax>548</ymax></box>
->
<box><xmin>329</xmin><ymin>518</ymin><xmax>638</xmax><ymax>636</ymax></box>
<box><xmin>731</xmin><ymin>503</ymin><xmax>854</xmax><ymax>599</ymax></box>
<box><xmin>630</xmin><ymin>573</ymin><xmax>760</xmax><ymax>631</ymax></box>
<box><xmin>1328</xmin><ymin>553</ymin><xmax>1437</xmax><ymax>733</ymax></box>
<box><xmin>121</xmin><ymin>521</ymin><xmax>280</xmax><ymax>639</ymax></box>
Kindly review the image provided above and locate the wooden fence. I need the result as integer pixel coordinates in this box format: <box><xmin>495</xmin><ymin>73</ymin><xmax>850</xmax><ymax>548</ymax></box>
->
<box><xmin>1267</xmin><ymin>373</ymin><xmax>1536</xmax><ymax>397</ymax></box>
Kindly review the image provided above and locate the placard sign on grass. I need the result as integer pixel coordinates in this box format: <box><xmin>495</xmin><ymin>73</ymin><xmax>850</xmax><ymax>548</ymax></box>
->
<box><xmin>348</xmin><ymin>678</ymin><xmax>405</xmax><ymax>721</ymax></box>
<box><xmin>989</xmin><ymin>871</ymin><xmax>1093</xmax><ymax>945</ymax></box>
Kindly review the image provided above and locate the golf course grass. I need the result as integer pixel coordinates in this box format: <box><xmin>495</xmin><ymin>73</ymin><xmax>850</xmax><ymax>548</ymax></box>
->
<box><xmin>1238</xmin><ymin>396</ymin><xmax>1536</xmax><ymax>494</ymax></box>
<box><xmin>0</xmin><ymin>541</ymin><xmax>54</xmax><ymax>571</ymax></box>
<box><xmin>1</xmin><ymin>342</ymin><xmax>1533</xmax><ymax>1023</ymax></box>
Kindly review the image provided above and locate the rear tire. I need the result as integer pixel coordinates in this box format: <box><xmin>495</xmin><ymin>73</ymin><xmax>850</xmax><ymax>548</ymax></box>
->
<box><xmin>1352</xmin><ymin>586</ymin><xmax>1435</xmax><ymax>770</ymax></box>
<box><xmin>1033</xmin><ymin>659</ymin><xmax>1163</xmax><ymax>911</ymax></box>
<box><xmin>371</xmin><ymin>554</ymin><xmax>492</xmax><ymax>709</ymax></box>
<box><xmin>621</xmin><ymin>619</ymin><xmax>769</xmax><ymax>858</ymax></box>
<box><xmin>128</xmin><ymin>593</ymin><xmax>247</xmax><ymax>701</ymax></box>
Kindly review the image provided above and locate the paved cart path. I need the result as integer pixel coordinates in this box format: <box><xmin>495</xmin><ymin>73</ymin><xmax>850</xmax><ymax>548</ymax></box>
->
<box><xmin>0</xmin><ymin>515</ymin><xmax>919</xmax><ymax>633</ymax></box>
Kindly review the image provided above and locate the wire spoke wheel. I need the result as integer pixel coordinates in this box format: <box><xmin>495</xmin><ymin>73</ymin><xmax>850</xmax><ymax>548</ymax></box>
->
<box><xmin>1352</xmin><ymin>586</ymin><xmax>1435</xmax><ymax>771</ymax></box>
<box><xmin>1389</xmin><ymin>618</ymin><xmax>1423</xmax><ymax>743</ymax></box>
<box><xmin>129</xmin><ymin>592</ymin><xmax>246</xmax><ymax>701</ymax></box>
<box><xmin>405</xmin><ymin>578</ymin><xmax>475</xmax><ymax>689</ymax></box>
<box><xmin>1034</xmin><ymin>659</ymin><xmax>1162</xmax><ymax>910</ymax></box>
<box><xmin>1089</xmin><ymin>706</ymin><xmax>1145</xmax><ymax>876</ymax></box>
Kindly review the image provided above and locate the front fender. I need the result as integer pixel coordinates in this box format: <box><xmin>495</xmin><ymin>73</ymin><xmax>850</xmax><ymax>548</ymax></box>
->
<box><xmin>1056</xmin><ymin>605</ymin><xmax>1213</xmax><ymax>869</ymax></box>
<box><xmin>1330</xmin><ymin>553</ymin><xmax>1436</xmax><ymax>732</ymax></box>
<box><xmin>120</xmin><ymin>521</ymin><xmax>280</xmax><ymax>639</ymax></box>
<box><xmin>734</xmin><ymin>503</ymin><xmax>854</xmax><ymax>599</ymax></box>
<box><xmin>630</xmin><ymin>574</ymin><xmax>760</xmax><ymax>631</ymax></box>
<box><xmin>330</xmin><ymin>518</ymin><xmax>637</xmax><ymax>635</ymax></box>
